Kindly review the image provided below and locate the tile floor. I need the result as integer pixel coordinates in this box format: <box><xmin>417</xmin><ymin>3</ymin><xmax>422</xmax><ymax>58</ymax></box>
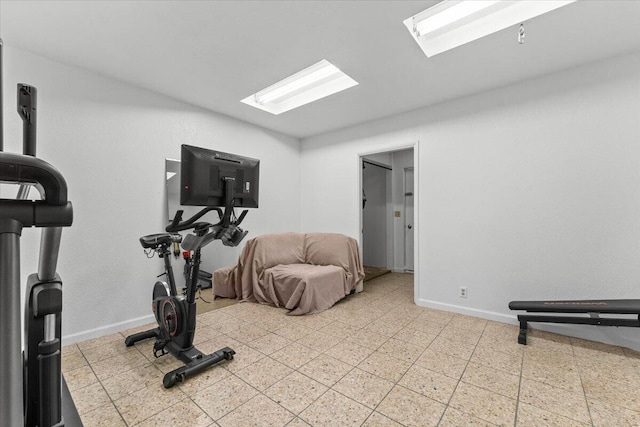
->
<box><xmin>63</xmin><ymin>273</ymin><xmax>640</xmax><ymax>426</ymax></box>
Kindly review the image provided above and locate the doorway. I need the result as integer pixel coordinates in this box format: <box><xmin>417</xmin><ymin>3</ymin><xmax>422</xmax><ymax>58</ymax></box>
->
<box><xmin>359</xmin><ymin>147</ymin><xmax>415</xmax><ymax>279</ymax></box>
<box><xmin>362</xmin><ymin>158</ymin><xmax>392</xmax><ymax>269</ymax></box>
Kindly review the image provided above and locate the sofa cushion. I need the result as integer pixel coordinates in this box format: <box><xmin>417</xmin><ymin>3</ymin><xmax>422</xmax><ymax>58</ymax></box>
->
<box><xmin>305</xmin><ymin>233</ymin><xmax>352</xmax><ymax>267</ymax></box>
<box><xmin>262</xmin><ymin>264</ymin><xmax>346</xmax><ymax>315</ymax></box>
<box><xmin>247</xmin><ymin>232</ymin><xmax>306</xmax><ymax>269</ymax></box>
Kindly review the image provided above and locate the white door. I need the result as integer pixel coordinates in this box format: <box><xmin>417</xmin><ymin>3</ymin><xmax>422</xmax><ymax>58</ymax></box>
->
<box><xmin>404</xmin><ymin>167</ymin><xmax>414</xmax><ymax>272</ymax></box>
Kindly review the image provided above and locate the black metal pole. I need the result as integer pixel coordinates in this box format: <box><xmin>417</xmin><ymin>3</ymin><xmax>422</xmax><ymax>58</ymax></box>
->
<box><xmin>18</xmin><ymin>84</ymin><xmax>36</xmax><ymax>156</ymax></box>
<box><xmin>0</xmin><ymin>37</ymin><xmax>4</xmax><ymax>151</ymax></box>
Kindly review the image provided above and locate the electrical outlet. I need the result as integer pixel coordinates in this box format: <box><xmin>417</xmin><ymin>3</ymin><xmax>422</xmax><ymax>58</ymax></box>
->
<box><xmin>459</xmin><ymin>287</ymin><xmax>467</xmax><ymax>298</ymax></box>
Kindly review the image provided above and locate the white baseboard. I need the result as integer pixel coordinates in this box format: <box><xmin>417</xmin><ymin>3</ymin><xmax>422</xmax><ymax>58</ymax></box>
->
<box><xmin>62</xmin><ymin>314</ymin><xmax>155</xmax><ymax>346</ymax></box>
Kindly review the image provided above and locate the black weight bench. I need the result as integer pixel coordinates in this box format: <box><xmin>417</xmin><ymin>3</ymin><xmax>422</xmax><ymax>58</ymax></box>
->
<box><xmin>508</xmin><ymin>299</ymin><xmax>640</xmax><ymax>345</ymax></box>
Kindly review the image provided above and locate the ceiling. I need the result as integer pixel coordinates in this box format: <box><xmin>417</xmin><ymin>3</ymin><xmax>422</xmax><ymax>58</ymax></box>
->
<box><xmin>1</xmin><ymin>1</ymin><xmax>639</xmax><ymax>139</ymax></box>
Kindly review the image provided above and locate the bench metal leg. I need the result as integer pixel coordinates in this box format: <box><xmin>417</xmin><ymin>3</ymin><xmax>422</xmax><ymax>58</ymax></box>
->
<box><xmin>518</xmin><ymin>320</ymin><xmax>528</xmax><ymax>345</ymax></box>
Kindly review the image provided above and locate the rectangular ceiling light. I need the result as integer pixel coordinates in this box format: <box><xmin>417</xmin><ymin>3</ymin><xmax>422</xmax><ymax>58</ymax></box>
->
<box><xmin>241</xmin><ymin>59</ymin><xmax>358</xmax><ymax>115</ymax></box>
<box><xmin>403</xmin><ymin>0</ymin><xmax>577</xmax><ymax>58</ymax></box>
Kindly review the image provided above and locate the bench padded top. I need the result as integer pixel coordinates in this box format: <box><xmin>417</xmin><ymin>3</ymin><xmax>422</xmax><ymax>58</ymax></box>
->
<box><xmin>509</xmin><ymin>299</ymin><xmax>640</xmax><ymax>314</ymax></box>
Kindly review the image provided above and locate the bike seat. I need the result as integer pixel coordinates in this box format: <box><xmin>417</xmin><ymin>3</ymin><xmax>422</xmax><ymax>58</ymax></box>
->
<box><xmin>139</xmin><ymin>233</ymin><xmax>182</xmax><ymax>249</ymax></box>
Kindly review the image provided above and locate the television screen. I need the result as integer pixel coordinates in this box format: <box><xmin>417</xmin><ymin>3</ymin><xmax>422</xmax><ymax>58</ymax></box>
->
<box><xmin>180</xmin><ymin>144</ymin><xmax>259</xmax><ymax>208</ymax></box>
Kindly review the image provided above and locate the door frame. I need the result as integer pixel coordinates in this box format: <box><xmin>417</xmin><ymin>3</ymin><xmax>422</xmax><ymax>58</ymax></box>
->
<box><xmin>357</xmin><ymin>141</ymin><xmax>419</xmax><ymax>302</ymax></box>
<box><xmin>404</xmin><ymin>166</ymin><xmax>414</xmax><ymax>272</ymax></box>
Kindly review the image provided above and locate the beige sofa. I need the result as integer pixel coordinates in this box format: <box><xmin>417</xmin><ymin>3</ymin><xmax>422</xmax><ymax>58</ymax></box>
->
<box><xmin>213</xmin><ymin>232</ymin><xmax>364</xmax><ymax>315</ymax></box>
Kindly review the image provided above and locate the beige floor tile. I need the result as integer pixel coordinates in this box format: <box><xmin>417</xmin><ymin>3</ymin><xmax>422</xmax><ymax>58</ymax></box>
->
<box><xmin>417</xmin><ymin>308</ymin><xmax>455</xmax><ymax>324</ymax></box>
<box><xmin>218</xmin><ymin>394</ymin><xmax>294</xmax><ymax>427</ymax></box>
<box><xmin>449</xmin><ymin>382</ymin><xmax>517</xmax><ymax>426</ymax></box>
<box><xmin>270</xmin><ymin>342</ymin><xmax>320</xmax><ymax>369</ymax></box>
<box><xmin>462</xmin><ymin>362</ymin><xmax>520</xmax><ymax>399</ymax></box>
<box><xmin>223</xmin><ymin>343</ymin><xmax>265</xmax><ymax>373</ymax></box>
<box><xmin>516</xmin><ymin>402</ymin><xmax>590</xmax><ymax>427</ymax></box>
<box><xmin>286</xmin><ymin>417</ymin><xmax>312</xmax><ymax>427</ymax></box>
<box><xmin>439</xmin><ymin>407</ymin><xmax>497</xmax><ymax>427</ymax></box>
<box><xmin>523</xmin><ymin>347</ymin><xmax>576</xmax><ymax>371</ymax></box>
<box><xmin>81</xmin><ymin>339</ymin><xmax>135</xmax><ymax>365</ymax></box>
<box><xmin>296</xmin><ymin>330</ymin><xmax>343</xmax><ymax>352</ymax></box>
<box><xmin>193</xmin><ymin>375</ymin><xmax>259</xmax><ymax>420</ymax></box>
<box><xmin>392</xmin><ymin>327</ymin><xmax>437</xmax><ymax>348</ymax></box>
<box><xmin>588</xmin><ymin>398</ymin><xmax>640</xmax><ymax>427</ymax></box>
<box><xmin>176</xmin><ymin>363</ymin><xmax>232</xmax><ymax>397</ymax></box>
<box><xmin>438</xmin><ymin>325</ymin><xmax>484</xmax><ymax>346</ymax></box>
<box><xmin>476</xmin><ymin>333</ymin><xmax>525</xmax><ymax>356</ymax></box>
<box><xmin>62</xmin><ymin>350</ymin><xmax>89</xmax><ymax>373</ymax></box>
<box><xmin>345</xmin><ymin>328</ymin><xmax>390</xmax><ymax>350</ymax></box>
<box><xmin>62</xmin><ymin>343</ymin><xmax>81</xmax><ymax>357</ymax></box>
<box><xmin>429</xmin><ymin>336</ymin><xmax>476</xmax><ymax>360</ymax></box>
<box><xmin>470</xmin><ymin>346</ymin><xmax>523</xmax><ymax>376</ymax></box>
<box><xmin>64</xmin><ymin>273</ymin><xmax>640</xmax><ymax>427</ymax></box>
<box><xmin>398</xmin><ymin>364</ymin><xmax>458</xmax><ymax>404</ymax></box>
<box><xmin>265</xmin><ymin>371</ymin><xmax>328</xmax><ymax>414</ymax></box>
<box><xmin>522</xmin><ymin>361</ymin><xmax>583</xmax><ymax>393</ymax></box>
<box><xmin>577</xmin><ymin>356</ymin><xmax>640</xmax><ymax>387</ymax></box>
<box><xmin>64</xmin><ymin>365</ymin><xmax>98</xmax><ymax>391</ymax></box>
<box><xmin>361</xmin><ymin>411</ymin><xmax>404</xmax><ymax>426</ymax></box>
<box><xmin>114</xmin><ymin>382</ymin><xmax>187</xmax><ymax>425</ymax></box>
<box><xmin>582</xmin><ymin>375</ymin><xmax>640</xmax><ymax>412</ymax></box>
<box><xmin>376</xmin><ymin>385</ymin><xmax>445</xmax><ymax>427</ymax></box>
<box><xmin>89</xmin><ymin>348</ymin><xmax>150</xmax><ymax>380</ymax></box>
<box><xmin>357</xmin><ymin>351</ymin><xmax>412</xmax><ymax>382</ymax></box>
<box><xmin>298</xmin><ymin>353</ymin><xmax>353</xmax><ymax>387</ymax></box>
<box><xmin>196</xmin><ymin>335</ymin><xmax>242</xmax><ymax>355</ymax></box>
<box><xmin>288</xmin><ymin>313</ymin><xmax>333</xmax><ymax>330</ymax></box>
<box><xmin>193</xmin><ymin>325</ymin><xmax>225</xmax><ymax>344</ymax></box>
<box><xmin>248</xmin><ymin>332</ymin><xmax>292</xmax><ymax>355</ymax></box>
<box><xmin>101</xmin><ymin>363</ymin><xmax>165</xmax><ymax>400</ymax></box>
<box><xmin>79</xmin><ymin>402</ymin><xmax>127</xmax><ymax>427</ymax></box>
<box><xmin>364</xmin><ymin>319</ymin><xmax>405</xmax><ymax>337</ymax></box>
<box><xmin>448</xmin><ymin>314</ymin><xmax>488</xmax><ymax>331</ymax></box>
<box><xmin>77</xmin><ymin>332</ymin><xmax>124</xmax><ymax>352</ymax></box>
<box><xmin>273</xmin><ymin>322</ymin><xmax>315</xmax><ymax>341</ymax></box>
<box><xmin>415</xmin><ymin>348</ymin><xmax>468</xmax><ymax>379</ymax></box>
<box><xmin>299</xmin><ymin>389</ymin><xmax>372</xmax><ymax>427</ymax></box>
<box><xmin>71</xmin><ymin>382</ymin><xmax>112</xmax><ymax>416</ymax></box>
<box><xmin>324</xmin><ymin>339</ymin><xmax>374</xmax><ymax>366</ymax></box>
<box><xmin>519</xmin><ymin>378</ymin><xmax>590</xmax><ymax>424</ymax></box>
<box><xmin>137</xmin><ymin>399</ymin><xmax>214</xmax><ymax>427</ymax></box>
<box><xmin>376</xmin><ymin>337</ymin><xmax>425</xmax><ymax>363</ymax></box>
<box><xmin>235</xmin><ymin>356</ymin><xmax>293</xmax><ymax>391</ymax></box>
<box><xmin>405</xmin><ymin>316</ymin><xmax>446</xmax><ymax>335</ymax></box>
<box><xmin>526</xmin><ymin>330</ymin><xmax>573</xmax><ymax>354</ymax></box>
<box><xmin>233</xmin><ymin>323</ymin><xmax>271</xmax><ymax>344</ymax></box>
<box><xmin>333</xmin><ymin>367</ymin><xmax>395</xmax><ymax>409</ymax></box>
<box><xmin>317</xmin><ymin>320</ymin><xmax>361</xmax><ymax>338</ymax></box>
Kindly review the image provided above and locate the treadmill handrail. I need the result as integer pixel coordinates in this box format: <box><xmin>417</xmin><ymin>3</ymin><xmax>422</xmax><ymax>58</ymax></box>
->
<box><xmin>0</xmin><ymin>152</ymin><xmax>68</xmax><ymax>205</ymax></box>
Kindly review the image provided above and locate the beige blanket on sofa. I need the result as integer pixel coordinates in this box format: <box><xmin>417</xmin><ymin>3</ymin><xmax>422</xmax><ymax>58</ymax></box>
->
<box><xmin>215</xmin><ymin>232</ymin><xmax>364</xmax><ymax>315</ymax></box>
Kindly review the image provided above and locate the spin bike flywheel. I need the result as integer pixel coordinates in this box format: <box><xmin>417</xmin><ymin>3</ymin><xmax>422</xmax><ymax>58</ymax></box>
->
<box><xmin>152</xmin><ymin>282</ymin><xmax>184</xmax><ymax>337</ymax></box>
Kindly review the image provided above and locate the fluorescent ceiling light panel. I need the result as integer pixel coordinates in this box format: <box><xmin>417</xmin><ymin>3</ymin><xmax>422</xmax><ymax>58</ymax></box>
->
<box><xmin>403</xmin><ymin>0</ymin><xmax>577</xmax><ymax>58</ymax></box>
<box><xmin>241</xmin><ymin>59</ymin><xmax>358</xmax><ymax>115</ymax></box>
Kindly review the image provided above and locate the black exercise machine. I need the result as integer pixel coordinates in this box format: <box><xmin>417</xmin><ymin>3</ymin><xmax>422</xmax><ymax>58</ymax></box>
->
<box><xmin>0</xmin><ymin>38</ymin><xmax>82</xmax><ymax>426</ymax></box>
<box><xmin>509</xmin><ymin>299</ymin><xmax>640</xmax><ymax>345</ymax></box>
<box><xmin>125</xmin><ymin>144</ymin><xmax>259</xmax><ymax>388</ymax></box>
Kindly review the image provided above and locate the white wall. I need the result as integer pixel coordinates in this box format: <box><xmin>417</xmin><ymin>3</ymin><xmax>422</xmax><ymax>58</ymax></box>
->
<box><xmin>301</xmin><ymin>51</ymin><xmax>640</xmax><ymax>350</ymax></box>
<box><xmin>2</xmin><ymin>46</ymin><xmax>301</xmax><ymax>344</ymax></box>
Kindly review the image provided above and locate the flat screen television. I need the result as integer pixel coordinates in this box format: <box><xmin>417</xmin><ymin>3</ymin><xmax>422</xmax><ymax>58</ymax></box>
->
<box><xmin>180</xmin><ymin>144</ymin><xmax>260</xmax><ymax>208</ymax></box>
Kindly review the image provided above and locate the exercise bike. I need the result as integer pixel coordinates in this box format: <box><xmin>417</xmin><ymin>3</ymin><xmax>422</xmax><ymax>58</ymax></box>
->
<box><xmin>125</xmin><ymin>204</ymin><xmax>248</xmax><ymax>388</ymax></box>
